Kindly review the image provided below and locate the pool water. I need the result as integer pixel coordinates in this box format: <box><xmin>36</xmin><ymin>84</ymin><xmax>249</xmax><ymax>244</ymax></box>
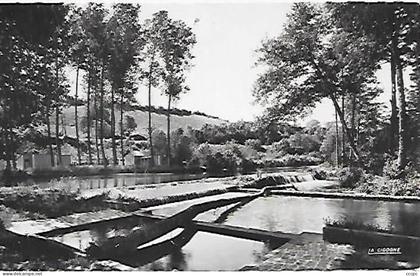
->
<box><xmin>223</xmin><ymin>195</ymin><xmax>420</xmax><ymax>236</ymax></box>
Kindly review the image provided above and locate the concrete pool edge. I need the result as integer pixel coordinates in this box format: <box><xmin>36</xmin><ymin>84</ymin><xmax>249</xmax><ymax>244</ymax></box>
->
<box><xmin>242</xmin><ymin>189</ymin><xmax>420</xmax><ymax>203</ymax></box>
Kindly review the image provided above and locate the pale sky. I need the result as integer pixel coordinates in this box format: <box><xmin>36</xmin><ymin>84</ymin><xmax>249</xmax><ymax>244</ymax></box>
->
<box><xmin>68</xmin><ymin>1</ymin><xmax>403</xmax><ymax>125</ymax></box>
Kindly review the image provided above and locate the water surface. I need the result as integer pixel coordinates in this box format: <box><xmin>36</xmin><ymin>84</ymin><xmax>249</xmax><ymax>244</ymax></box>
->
<box><xmin>223</xmin><ymin>195</ymin><xmax>420</xmax><ymax>236</ymax></box>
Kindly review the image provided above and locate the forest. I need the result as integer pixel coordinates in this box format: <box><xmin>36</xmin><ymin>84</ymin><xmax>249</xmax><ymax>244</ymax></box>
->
<box><xmin>0</xmin><ymin>3</ymin><xmax>419</xmax><ymax>195</ymax></box>
<box><xmin>0</xmin><ymin>3</ymin><xmax>196</xmax><ymax>170</ymax></box>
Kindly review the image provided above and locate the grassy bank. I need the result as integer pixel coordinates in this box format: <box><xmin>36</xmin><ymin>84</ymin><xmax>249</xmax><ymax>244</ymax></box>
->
<box><xmin>0</xmin><ymin>187</ymin><xmax>110</xmax><ymax>219</ymax></box>
<box><xmin>314</xmin><ymin>165</ymin><xmax>420</xmax><ymax>197</ymax></box>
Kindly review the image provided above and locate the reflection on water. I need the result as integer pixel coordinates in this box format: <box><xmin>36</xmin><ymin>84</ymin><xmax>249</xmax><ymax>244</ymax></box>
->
<box><xmin>50</xmin><ymin>216</ymin><xmax>155</xmax><ymax>251</ymax></box>
<box><xmin>16</xmin><ymin>166</ymin><xmax>315</xmax><ymax>192</ymax></box>
<box><xmin>139</xmin><ymin>231</ymin><xmax>272</xmax><ymax>271</ymax></box>
<box><xmin>24</xmin><ymin>173</ymin><xmax>206</xmax><ymax>192</ymax></box>
<box><xmin>223</xmin><ymin>196</ymin><xmax>420</xmax><ymax>236</ymax></box>
<box><xmin>51</xmin><ymin>218</ymin><xmax>275</xmax><ymax>271</ymax></box>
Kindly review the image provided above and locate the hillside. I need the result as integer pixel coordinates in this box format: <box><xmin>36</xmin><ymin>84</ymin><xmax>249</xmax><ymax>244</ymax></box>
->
<box><xmin>58</xmin><ymin>106</ymin><xmax>227</xmax><ymax>139</ymax></box>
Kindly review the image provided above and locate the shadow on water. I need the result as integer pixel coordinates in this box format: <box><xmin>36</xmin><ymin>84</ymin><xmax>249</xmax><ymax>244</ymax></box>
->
<box><xmin>108</xmin><ymin>224</ymin><xmax>198</xmax><ymax>268</ymax></box>
<box><xmin>214</xmin><ymin>197</ymin><xmax>258</xmax><ymax>224</ymax></box>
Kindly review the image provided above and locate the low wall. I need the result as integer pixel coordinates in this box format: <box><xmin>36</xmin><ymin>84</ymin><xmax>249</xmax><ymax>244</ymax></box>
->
<box><xmin>0</xmin><ymin>228</ymin><xmax>84</xmax><ymax>259</ymax></box>
<box><xmin>270</xmin><ymin>190</ymin><xmax>420</xmax><ymax>203</ymax></box>
<box><xmin>323</xmin><ymin>226</ymin><xmax>420</xmax><ymax>252</ymax></box>
<box><xmin>89</xmin><ymin>189</ymin><xmax>267</xmax><ymax>258</ymax></box>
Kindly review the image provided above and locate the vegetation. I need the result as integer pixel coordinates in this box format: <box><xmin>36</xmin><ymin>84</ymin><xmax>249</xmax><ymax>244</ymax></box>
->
<box><xmin>324</xmin><ymin>217</ymin><xmax>393</xmax><ymax>233</ymax></box>
<box><xmin>0</xmin><ymin>4</ymin><xmax>196</xmax><ymax>170</ymax></box>
<box><xmin>0</xmin><ymin>2</ymin><xmax>419</xmax><ymax>190</ymax></box>
<box><xmin>0</xmin><ymin>188</ymin><xmax>109</xmax><ymax>218</ymax></box>
<box><xmin>253</xmin><ymin>3</ymin><xmax>420</xmax><ymax>187</ymax></box>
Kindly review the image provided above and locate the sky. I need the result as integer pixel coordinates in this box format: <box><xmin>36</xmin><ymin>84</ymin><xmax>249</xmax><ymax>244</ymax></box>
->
<box><xmin>68</xmin><ymin>1</ymin><xmax>403</xmax><ymax>125</ymax></box>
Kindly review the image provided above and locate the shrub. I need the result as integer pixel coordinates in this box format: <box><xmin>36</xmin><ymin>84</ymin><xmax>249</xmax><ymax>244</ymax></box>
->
<box><xmin>383</xmin><ymin>158</ymin><xmax>401</xmax><ymax>179</ymax></box>
<box><xmin>337</xmin><ymin>167</ymin><xmax>365</xmax><ymax>188</ymax></box>
<box><xmin>244</xmin><ymin>139</ymin><xmax>263</xmax><ymax>152</ymax></box>
<box><xmin>324</xmin><ymin>217</ymin><xmax>391</xmax><ymax>233</ymax></box>
<box><xmin>263</xmin><ymin>154</ymin><xmax>322</xmax><ymax>167</ymax></box>
<box><xmin>0</xmin><ymin>189</ymin><xmax>110</xmax><ymax>218</ymax></box>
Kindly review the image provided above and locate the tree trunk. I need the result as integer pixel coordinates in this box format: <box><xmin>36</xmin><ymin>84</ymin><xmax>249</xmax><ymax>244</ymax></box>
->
<box><xmin>75</xmin><ymin>67</ymin><xmax>81</xmax><ymax>165</ymax></box>
<box><xmin>55</xmin><ymin>54</ymin><xmax>62</xmax><ymax>167</ymax></box>
<box><xmin>99</xmin><ymin>63</ymin><xmax>107</xmax><ymax>167</ymax></box>
<box><xmin>329</xmin><ymin>93</ymin><xmax>361</xmax><ymax>163</ymax></box>
<box><xmin>55</xmin><ymin>106</ymin><xmax>62</xmax><ymax>167</ymax></box>
<box><xmin>390</xmin><ymin>54</ymin><xmax>398</xmax><ymax>154</ymax></box>
<box><xmin>167</xmin><ymin>94</ymin><xmax>172</xmax><ymax>167</ymax></box>
<box><xmin>350</xmin><ymin>93</ymin><xmax>357</xmax><ymax>165</ymax></box>
<box><xmin>4</xmin><ymin>128</ymin><xmax>11</xmax><ymax>171</ymax></box>
<box><xmin>86</xmin><ymin>71</ymin><xmax>93</xmax><ymax>165</ymax></box>
<box><xmin>341</xmin><ymin>95</ymin><xmax>346</xmax><ymax>167</ymax></box>
<box><xmin>46</xmin><ymin>109</ymin><xmax>54</xmax><ymax>167</ymax></box>
<box><xmin>335</xmin><ymin>109</ymin><xmax>340</xmax><ymax>167</ymax></box>
<box><xmin>148</xmin><ymin>68</ymin><xmax>154</xmax><ymax>167</ymax></box>
<box><xmin>394</xmin><ymin>51</ymin><xmax>408</xmax><ymax>170</ymax></box>
<box><xmin>120</xmin><ymin>90</ymin><xmax>125</xmax><ymax>166</ymax></box>
<box><xmin>111</xmin><ymin>85</ymin><xmax>117</xmax><ymax>166</ymax></box>
<box><xmin>94</xmin><ymin>92</ymin><xmax>100</xmax><ymax>165</ymax></box>
<box><xmin>8</xmin><ymin>125</ymin><xmax>16</xmax><ymax>170</ymax></box>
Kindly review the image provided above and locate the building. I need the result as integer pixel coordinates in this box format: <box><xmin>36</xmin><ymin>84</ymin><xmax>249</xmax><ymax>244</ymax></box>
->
<box><xmin>131</xmin><ymin>150</ymin><xmax>164</xmax><ymax>169</ymax></box>
<box><xmin>17</xmin><ymin>152</ymin><xmax>72</xmax><ymax>171</ymax></box>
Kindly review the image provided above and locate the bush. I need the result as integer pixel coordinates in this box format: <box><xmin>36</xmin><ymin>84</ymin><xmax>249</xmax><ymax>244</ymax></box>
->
<box><xmin>244</xmin><ymin>139</ymin><xmax>264</xmax><ymax>152</ymax></box>
<box><xmin>0</xmin><ymin>188</ymin><xmax>110</xmax><ymax>218</ymax></box>
<box><xmin>189</xmin><ymin>142</ymin><xmax>243</xmax><ymax>173</ymax></box>
<box><xmin>263</xmin><ymin>154</ymin><xmax>322</xmax><ymax>167</ymax></box>
<box><xmin>337</xmin><ymin>167</ymin><xmax>365</xmax><ymax>188</ymax></box>
<box><xmin>383</xmin><ymin>158</ymin><xmax>401</xmax><ymax>179</ymax></box>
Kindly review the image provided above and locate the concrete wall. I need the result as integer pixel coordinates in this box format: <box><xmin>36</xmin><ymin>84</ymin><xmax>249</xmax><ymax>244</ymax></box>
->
<box><xmin>17</xmin><ymin>153</ymin><xmax>33</xmax><ymax>170</ymax></box>
<box><xmin>61</xmin><ymin>155</ymin><xmax>71</xmax><ymax>167</ymax></box>
<box><xmin>134</xmin><ymin>156</ymin><xmax>150</xmax><ymax>169</ymax></box>
<box><xmin>33</xmin><ymin>154</ymin><xmax>53</xmax><ymax>170</ymax></box>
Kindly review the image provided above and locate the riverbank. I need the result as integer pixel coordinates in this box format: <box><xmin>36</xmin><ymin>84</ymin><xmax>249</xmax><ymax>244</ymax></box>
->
<box><xmin>0</xmin><ymin>165</ymin><xmax>204</xmax><ymax>184</ymax></box>
<box><xmin>308</xmin><ymin>165</ymin><xmax>420</xmax><ymax>197</ymax></box>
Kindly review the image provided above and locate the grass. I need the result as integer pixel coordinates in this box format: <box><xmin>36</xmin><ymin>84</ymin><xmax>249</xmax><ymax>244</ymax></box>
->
<box><xmin>0</xmin><ymin>187</ymin><xmax>110</xmax><ymax>218</ymax></box>
<box><xmin>324</xmin><ymin>217</ymin><xmax>395</xmax><ymax>234</ymax></box>
<box><xmin>114</xmin><ymin>186</ymin><xmax>238</xmax><ymax>211</ymax></box>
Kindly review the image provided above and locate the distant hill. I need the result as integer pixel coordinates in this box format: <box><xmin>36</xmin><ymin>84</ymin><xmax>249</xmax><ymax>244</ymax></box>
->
<box><xmin>58</xmin><ymin>105</ymin><xmax>228</xmax><ymax>138</ymax></box>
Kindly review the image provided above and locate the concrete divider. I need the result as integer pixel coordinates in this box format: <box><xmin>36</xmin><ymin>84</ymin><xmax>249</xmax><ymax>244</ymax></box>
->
<box><xmin>323</xmin><ymin>226</ymin><xmax>420</xmax><ymax>252</ymax></box>
<box><xmin>88</xmin><ymin>188</ymin><xmax>269</xmax><ymax>257</ymax></box>
<box><xmin>0</xmin><ymin>228</ymin><xmax>85</xmax><ymax>258</ymax></box>
<box><xmin>270</xmin><ymin>190</ymin><xmax>420</xmax><ymax>203</ymax></box>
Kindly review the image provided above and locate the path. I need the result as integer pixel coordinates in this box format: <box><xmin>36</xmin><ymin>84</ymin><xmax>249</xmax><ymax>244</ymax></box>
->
<box><xmin>244</xmin><ymin>232</ymin><xmax>355</xmax><ymax>271</ymax></box>
<box><xmin>7</xmin><ymin>209</ymin><xmax>130</xmax><ymax>235</ymax></box>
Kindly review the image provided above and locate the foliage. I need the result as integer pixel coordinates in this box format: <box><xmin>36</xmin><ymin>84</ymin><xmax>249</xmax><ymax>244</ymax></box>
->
<box><xmin>170</xmin><ymin>128</ymin><xmax>193</xmax><ymax>166</ymax></box>
<box><xmin>324</xmin><ymin>217</ymin><xmax>392</xmax><ymax>233</ymax></box>
<box><xmin>262</xmin><ymin>154</ymin><xmax>322</xmax><ymax>168</ymax></box>
<box><xmin>119</xmin><ymin>115</ymin><xmax>137</xmax><ymax>135</ymax></box>
<box><xmin>0</xmin><ymin>188</ymin><xmax>110</xmax><ymax>218</ymax></box>
<box><xmin>337</xmin><ymin>167</ymin><xmax>365</xmax><ymax>188</ymax></box>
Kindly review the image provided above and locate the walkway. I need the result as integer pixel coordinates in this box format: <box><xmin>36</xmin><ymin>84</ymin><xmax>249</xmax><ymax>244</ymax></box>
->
<box><xmin>7</xmin><ymin>209</ymin><xmax>130</xmax><ymax>235</ymax></box>
<box><xmin>245</xmin><ymin>233</ymin><xmax>355</xmax><ymax>271</ymax></box>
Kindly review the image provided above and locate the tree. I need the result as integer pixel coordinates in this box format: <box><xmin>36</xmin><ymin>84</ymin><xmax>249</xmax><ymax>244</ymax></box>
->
<box><xmin>107</xmin><ymin>3</ymin><xmax>142</xmax><ymax>166</ymax></box>
<box><xmin>157</xmin><ymin>12</ymin><xmax>196</xmax><ymax>167</ymax></box>
<box><xmin>68</xmin><ymin>5</ymin><xmax>91</xmax><ymax>165</ymax></box>
<box><xmin>254</xmin><ymin>3</ymin><xmax>381</xmax><ymax>165</ymax></box>
<box><xmin>330</xmin><ymin>2</ymin><xmax>419</xmax><ymax>170</ymax></box>
<box><xmin>0</xmin><ymin>4</ymin><xmax>69</xmax><ymax>169</ymax></box>
<box><xmin>140</xmin><ymin>11</ymin><xmax>170</xmax><ymax>167</ymax></box>
<box><xmin>49</xmin><ymin>10</ymin><xmax>71</xmax><ymax>167</ymax></box>
<box><xmin>81</xmin><ymin>3</ymin><xmax>109</xmax><ymax>166</ymax></box>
